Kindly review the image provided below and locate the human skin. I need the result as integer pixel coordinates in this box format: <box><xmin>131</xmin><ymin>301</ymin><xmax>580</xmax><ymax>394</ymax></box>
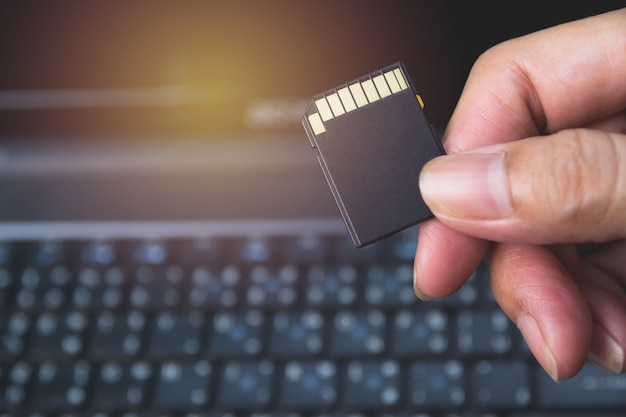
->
<box><xmin>415</xmin><ymin>8</ymin><xmax>626</xmax><ymax>381</ymax></box>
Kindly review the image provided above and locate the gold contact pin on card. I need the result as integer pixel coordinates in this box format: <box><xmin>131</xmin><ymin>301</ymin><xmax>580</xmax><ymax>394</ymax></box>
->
<box><xmin>416</xmin><ymin>94</ymin><xmax>425</xmax><ymax>109</ymax></box>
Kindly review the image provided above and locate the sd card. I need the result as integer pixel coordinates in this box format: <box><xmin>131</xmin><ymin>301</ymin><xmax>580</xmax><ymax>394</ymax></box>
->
<box><xmin>302</xmin><ymin>62</ymin><xmax>445</xmax><ymax>247</ymax></box>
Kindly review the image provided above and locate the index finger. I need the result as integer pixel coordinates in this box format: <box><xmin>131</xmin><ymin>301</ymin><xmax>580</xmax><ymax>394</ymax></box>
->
<box><xmin>443</xmin><ymin>7</ymin><xmax>626</xmax><ymax>152</ymax></box>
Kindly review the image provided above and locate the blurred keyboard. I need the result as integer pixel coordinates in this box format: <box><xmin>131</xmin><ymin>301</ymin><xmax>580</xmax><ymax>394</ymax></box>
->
<box><xmin>0</xmin><ymin>228</ymin><xmax>625</xmax><ymax>417</ymax></box>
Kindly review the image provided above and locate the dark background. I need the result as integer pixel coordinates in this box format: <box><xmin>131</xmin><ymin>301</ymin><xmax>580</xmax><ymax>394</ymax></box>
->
<box><xmin>442</xmin><ymin>1</ymin><xmax>626</xmax><ymax>88</ymax></box>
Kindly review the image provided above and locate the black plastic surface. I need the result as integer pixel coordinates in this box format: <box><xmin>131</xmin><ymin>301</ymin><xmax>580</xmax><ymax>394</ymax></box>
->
<box><xmin>304</xmin><ymin>62</ymin><xmax>445</xmax><ymax>247</ymax></box>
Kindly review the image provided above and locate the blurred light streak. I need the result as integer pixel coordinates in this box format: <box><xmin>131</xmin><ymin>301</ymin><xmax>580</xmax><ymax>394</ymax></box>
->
<box><xmin>0</xmin><ymin>219</ymin><xmax>345</xmax><ymax>240</ymax></box>
<box><xmin>0</xmin><ymin>138</ymin><xmax>313</xmax><ymax>176</ymax></box>
<box><xmin>0</xmin><ymin>87</ymin><xmax>230</xmax><ymax>110</ymax></box>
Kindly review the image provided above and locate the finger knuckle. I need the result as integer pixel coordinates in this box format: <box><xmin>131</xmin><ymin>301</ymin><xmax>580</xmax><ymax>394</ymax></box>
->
<box><xmin>543</xmin><ymin>129</ymin><xmax>623</xmax><ymax>239</ymax></box>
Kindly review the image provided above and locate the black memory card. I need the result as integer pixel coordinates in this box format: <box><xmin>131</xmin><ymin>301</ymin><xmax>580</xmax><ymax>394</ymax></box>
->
<box><xmin>302</xmin><ymin>62</ymin><xmax>445</xmax><ymax>247</ymax></box>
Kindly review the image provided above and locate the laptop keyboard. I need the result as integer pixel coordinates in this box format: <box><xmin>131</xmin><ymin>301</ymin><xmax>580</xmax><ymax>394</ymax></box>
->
<box><xmin>0</xmin><ymin>229</ymin><xmax>625</xmax><ymax>416</ymax></box>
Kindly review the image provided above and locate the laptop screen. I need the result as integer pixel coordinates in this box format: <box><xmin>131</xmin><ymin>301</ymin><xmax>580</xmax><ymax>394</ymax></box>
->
<box><xmin>0</xmin><ymin>1</ymin><xmax>457</xmax><ymax>137</ymax></box>
<box><xmin>0</xmin><ymin>1</ymin><xmax>458</xmax><ymax>229</ymax></box>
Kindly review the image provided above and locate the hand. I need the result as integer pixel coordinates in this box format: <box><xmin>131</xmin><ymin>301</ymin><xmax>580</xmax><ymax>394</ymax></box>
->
<box><xmin>414</xmin><ymin>8</ymin><xmax>626</xmax><ymax>381</ymax></box>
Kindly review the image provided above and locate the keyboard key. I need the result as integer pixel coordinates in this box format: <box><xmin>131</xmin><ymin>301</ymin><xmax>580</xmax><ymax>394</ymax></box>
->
<box><xmin>0</xmin><ymin>361</ymin><xmax>33</xmax><ymax>409</ymax></box>
<box><xmin>15</xmin><ymin>265</ymin><xmax>72</xmax><ymax>311</ymax></box>
<box><xmin>342</xmin><ymin>360</ymin><xmax>401</xmax><ymax>410</ymax></box>
<box><xmin>133</xmin><ymin>240</ymin><xmax>169</xmax><ymax>265</ymax></box>
<box><xmin>207</xmin><ymin>311</ymin><xmax>266</xmax><ymax>359</ymax></box>
<box><xmin>330</xmin><ymin>310</ymin><xmax>386</xmax><ymax>358</ymax></box>
<box><xmin>188</xmin><ymin>265</ymin><xmax>241</xmax><ymax>310</ymax></box>
<box><xmin>392</xmin><ymin>309</ymin><xmax>450</xmax><ymax>357</ymax></box>
<box><xmin>32</xmin><ymin>240</ymin><xmax>66</xmax><ymax>267</ymax></box>
<box><xmin>305</xmin><ymin>265</ymin><xmax>359</xmax><ymax>310</ymax></box>
<box><xmin>28</xmin><ymin>311</ymin><xmax>88</xmax><ymax>360</ymax></box>
<box><xmin>14</xmin><ymin>268</ymin><xmax>40</xmax><ymax>311</ymax></box>
<box><xmin>146</xmin><ymin>311</ymin><xmax>204</xmax><ymax>359</ymax></box>
<box><xmin>537</xmin><ymin>362</ymin><xmax>626</xmax><ymax>409</ymax></box>
<box><xmin>30</xmin><ymin>360</ymin><xmax>90</xmax><ymax>411</ymax></box>
<box><xmin>270</xmin><ymin>311</ymin><xmax>325</xmax><ymax>358</ymax></box>
<box><xmin>92</xmin><ymin>361</ymin><xmax>153</xmax><ymax>410</ymax></box>
<box><xmin>216</xmin><ymin>361</ymin><xmax>275</xmax><ymax>410</ymax></box>
<box><xmin>409</xmin><ymin>361</ymin><xmax>466</xmax><ymax>409</ymax></box>
<box><xmin>87</xmin><ymin>311</ymin><xmax>146</xmax><ymax>360</ymax></box>
<box><xmin>363</xmin><ymin>264</ymin><xmax>416</xmax><ymax>308</ymax></box>
<box><xmin>82</xmin><ymin>240</ymin><xmax>117</xmax><ymax>265</ymax></box>
<box><xmin>279</xmin><ymin>361</ymin><xmax>338</xmax><ymax>410</ymax></box>
<box><xmin>128</xmin><ymin>265</ymin><xmax>184</xmax><ymax>310</ymax></box>
<box><xmin>245</xmin><ymin>264</ymin><xmax>299</xmax><ymax>309</ymax></box>
<box><xmin>237</xmin><ymin>236</ymin><xmax>274</xmax><ymax>264</ymax></box>
<box><xmin>152</xmin><ymin>360</ymin><xmax>213</xmax><ymax>410</ymax></box>
<box><xmin>0</xmin><ymin>312</ymin><xmax>30</xmax><ymax>359</ymax></box>
<box><xmin>72</xmin><ymin>266</ymin><xmax>126</xmax><ymax>310</ymax></box>
<box><xmin>471</xmin><ymin>360</ymin><xmax>532</xmax><ymax>409</ymax></box>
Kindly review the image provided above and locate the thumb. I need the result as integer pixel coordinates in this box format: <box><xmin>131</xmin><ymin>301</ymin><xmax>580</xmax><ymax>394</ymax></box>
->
<box><xmin>419</xmin><ymin>128</ymin><xmax>626</xmax><ymax>244</ymax></box>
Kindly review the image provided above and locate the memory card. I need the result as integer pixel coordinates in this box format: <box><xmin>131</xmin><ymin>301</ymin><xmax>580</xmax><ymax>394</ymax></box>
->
<box><xmin>302</xmin><ymin>62</ymin><xmax>445</xmax><ymax>247</ymax></box>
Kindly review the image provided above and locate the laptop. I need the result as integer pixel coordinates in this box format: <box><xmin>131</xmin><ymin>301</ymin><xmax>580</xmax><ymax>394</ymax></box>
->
<box><xmin>0</xmin><ymin>1</ymin><xmax>624</xmax><ymax>415</ymax></box>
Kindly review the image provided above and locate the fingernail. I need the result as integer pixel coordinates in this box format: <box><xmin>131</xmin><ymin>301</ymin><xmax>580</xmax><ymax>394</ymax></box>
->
<box><xmin>517</xmin><ymin>315</ymin><xmax>560</xmax><ymax>382</ymax></box>
<box><xmin>589</xmin><ymin>325</ymin><xmax>625</xmax><ymax>374</ymax></box>
<box><xmin>413</xmin><ymin>285</ymin><xmax>432</xmax><ymax>302</ymax></box>
<box><xmin>413</xmin><ymin>267</ymin><xmax>431</xmax><ymax>301</ymax></box>
<box><xmin>419</xmin><ymin>152</ymin><xmax>513</xmax><ymax>219</ymax></box>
